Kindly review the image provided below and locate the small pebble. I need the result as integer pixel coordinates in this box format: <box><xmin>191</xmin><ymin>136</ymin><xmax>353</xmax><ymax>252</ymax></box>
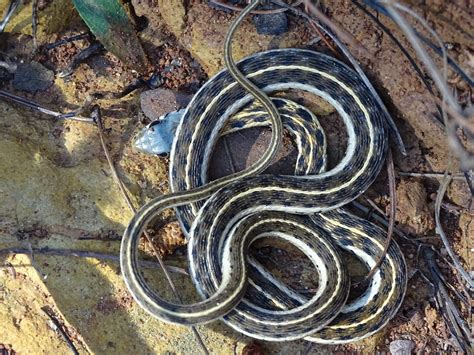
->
<box><xmin>410</xmin><ymin>311</ymin><xmax>424</xmax><ymax>328</ymax></box>
<box><xmin>389</xmin><ymin>339</ymin><xmax>415</xmax><ymax>355</ymax></box>
<box><xmin>140</xmin><ymin>88</ymin><xmax>192</xmax><ymax>121</ymax></box>
<box><xmin>242</xmin><ymin>341</ymin><xmax>265</xmax><ymax>355</ymax></box>
<box><xmin>13</xmin><ymin>61</ymin><xmax>54</xmax><ymax>93</ymax></box>
<box><xmin>253</xmin><ymin>13</ymin><xmax>288</xmax><ymax>36</ymax></box>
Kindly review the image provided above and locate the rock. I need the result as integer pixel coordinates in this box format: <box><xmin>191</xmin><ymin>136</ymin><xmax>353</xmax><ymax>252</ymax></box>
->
<box><xmin>389</xmin><ymin>339</ymin><xmax>415</xmax><ymax>355</ymax></box>
<box><xmin>13</xmin><ymin>61</ymin><xmax>54</xmax><ymax>93</ymax></box>
<box><xmin>395</xmin><ymin>179</ymin><xmax>435</xmax><ymax>235</ymax></box>
<box><xmin>140</xmin><ymin>88</ymin><xmax>192</xmax><ymax>121</ymax></box>
<box><xmin>410</xmin><ymin>311</ymin><xmax>424</xmax><ymax>328</ymax></box>
<box><xmin>447</xmin><ymin>179</ymin><xmax>473</xmax><ymax>210</ymax></box>
<box><xmin>253</xmin><ymin>13</ymin><xmax>288</xmax><ymax>36</ymax></box>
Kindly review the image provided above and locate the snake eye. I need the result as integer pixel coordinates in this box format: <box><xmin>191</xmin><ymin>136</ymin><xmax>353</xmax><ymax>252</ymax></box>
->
<box><xmin>158</xmin><ymin>152</ymin><xmax>169</xmax><ymax>158</ymax></box>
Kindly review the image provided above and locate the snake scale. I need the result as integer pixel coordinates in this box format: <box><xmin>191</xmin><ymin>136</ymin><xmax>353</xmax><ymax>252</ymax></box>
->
<box><xmin>121</xmin><ymin>0</ymin><xmax>407</xmax><ymax>344</ymax></box>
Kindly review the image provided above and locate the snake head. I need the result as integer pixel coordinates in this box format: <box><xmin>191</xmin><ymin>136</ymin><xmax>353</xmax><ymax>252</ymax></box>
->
<box><xmin>134</xmin><ymin>109</ymin><xmax>185</xmax><ymax>156</ymax></box>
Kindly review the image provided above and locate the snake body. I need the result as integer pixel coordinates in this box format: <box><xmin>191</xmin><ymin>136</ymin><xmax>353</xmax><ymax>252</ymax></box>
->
<box><xmin>121</xmin><ymin>1</ymin><xmax>406</xmax><ymax>342</ymax></box>
<box><xmin>121</xmin><ymin>47</ymin><xmax>407</xmax><ymax>343</ymax></box>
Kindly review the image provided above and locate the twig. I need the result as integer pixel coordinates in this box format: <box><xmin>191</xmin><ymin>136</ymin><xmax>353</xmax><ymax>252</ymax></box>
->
<box><xmin>209</xmin><ymin>0</ymin><xmax>303</xmax><ymax>14</ymax></box>
<box><xmin>352</xmin><ymin>200</ymin><xmax>468</xmax><ymax>284</ymax></box>
<box><xmin>45</xmin><ymin>32</ymin><xmax>91</xmax><ymax>50</ymax></box>
<box><xmin>303</xmin><ymin>0</ymin><xmax>372</xmax><ymax>58</ymax></box>
<box><xmin>350</xmin><ymin>0</ymin><xmax>443</xmax><ymax>121</ymax></box>
<box><xmin>32</xmin><ymin>0</ymin><xmax>38</xmax><ymax>51</ymax></box>
<box><xmin>352</xmin><ymin>150</ymin><xmax>397</xmax><ymax>291</ymax></box>
<box><xmin>379</xmin><ymin>2</ymin><xmax>474</xmax><ymax>170</ymax></box>
<box><xmin>420</xmin><ymin>247</ymin><xmax>472</xmax><ymax>353</ymax></box>
<box><xmin>0</xmin><ymin>89</ymin><xmax>95</xmax><ymax>123</ymax></box>
<box><xmin>398</xmin><ymin>171</ymin><xmax>466</xmax><ymax>180</ymax></box>
<box><xmin>434</xmin><ymin>173</ymin><xmax>473</xmax><ymax>288</ymax></box>
<box><xmin>365</xmin><ymin>1</ymin><xmax>474</xmax><ymax>88</ymax></box>
<box><xmin>0</xmin><ymin>247</ymin><xmax>188</xmax><ymax>275</ymax></box>
<box><xmin>363</xmin><ymin>196</ymin><xmax>386</xmax><ymax>216</ymax></box>
<box><xmin>0</xmin><ymin>0</ymin><xmax>21</xmax><ymax>32</ymax></box>
<box><xmin>365</xmin><ymin>149</ymin><xmax>396</xmax><ymax>280</ymax></box>
<box><xmin>301</xmin><ymin>0</ymin><xmax>339</xmax><ymax>55</ymax></box>
<box><xmin>59</xmin><ymin>42</ymin><xmax>104</xmax><ymax>78</ymax></box>
<box><xmin>41</xmin><ymin>306</ymin><xmax>79</xmax><ymax>355</ymax></box>
<box><xmin>93</xmin><ymin>107</ymin><xmax>209</xmax><ymax>354</ymax></box>
<box><xmin>417</xmin><ymin>32</ymin><xmax>474</xmax><ymax>87</ymax></box>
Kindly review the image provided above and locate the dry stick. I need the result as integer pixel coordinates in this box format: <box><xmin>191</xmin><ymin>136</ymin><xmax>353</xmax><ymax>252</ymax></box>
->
<box><xmin>93</xmin><ymin>108</ymin><xmax>209</xmax><ymax>355</ymax></box>
<box><xmin>0</xmin><ymin>0</ymin><xmax>21</xmax><ymax>32</ymax></box>
<box><xmin>350</xmin><ymin>0</ymin><xmax>443</xmax><ymax>120</ymax></box>
<box><xmin>391</xmin><ymin>2</ymin><xmax>474</xmax><ymax>151</ymax></box>
<box><xmin>398</xmin><ymin>171</ymin><xmax>466</xmax><ymax>180</ymax></box>
<box><xmin>353</xmin><ymin>198</ymin><xmax>473</xmax><ymax>304</ymax></box>
<box><xmin>45</xmin><ymin>32</ymin><xmax>90</xmax><ymax>50</ymax></box>
<box><xmin>377</xmin><ymin>3</ymin><xmax>474</xmax><ymax>285</ymax></box>
<box><xmin>382</xmin><ymin>2</ymin><xmax>473</xmax><ymax>170</ymax></box>
<box><xmin>303</xmin><ymin>3</ymin><xmax>340</xmax><ymax>57</ymax></box>
<box><xmin>209</xmin><ymin>0</ymin><xmax>303</xmax><ymax>14</ymax></box>
<box><xmin>303</xmin><ymin>0</ymin><xmax>372</xmax><ymax>59</ymax></box>
<box><xmin>42</xmin><ymin>307</ymin><xmax>79</xmax><ymax>355</ymax></box>
<box><xmin>0</xmin><ymin>89</ymin><xmax>95</xmax><ymax>123</ymax></box>
<box><xmin>0</xmin><ymin>247</ymin><xmax>188</xmax><ymax>275</ymax></box>
<box><xmin>366</xmin><ymin>149</ymin><xmax>396</xmax><ymax>281</ymax></box>
<box><xmin>32</xmin><ymin>0</ymin><xmax>38</xmax><ymax>51</ymax></box>
<box><xmin>434</xmin><ymin>173</ymin><xmax>473</xmax><ymax>288</ymax></box>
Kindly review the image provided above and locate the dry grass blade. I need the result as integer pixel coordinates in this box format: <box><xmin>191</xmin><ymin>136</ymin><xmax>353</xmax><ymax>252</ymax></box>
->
<box><xmin>421</xmin><ymin>247</ymin><xmax>472</xmax><ymax>352</ymax></box>
<box><xmin>379</xmin><ymin>2</ymin><xmax>473</xmax><ymax>170</ymax></box>
<box><xmin>42</xmin><ymin>306</ymin><xmax>80</xmax><ymax>355</ymax></box>
<box><xmin>351</xmin><ymin>0</ymin><xmax>443</xmax><ymax>119</ymax></box>
<box><xmin>364</xmin><ymin>149</ymin><xmax>396</xmax><ymax>281</ymax></box>
<box><xmin>0</xmin><ymin>0</ymin><xmax>21</xmax><ymax>32</ymax></box>
<box><xmin>93</xmin><ymin>107</ymin><xmax>209</xmax><ymax>354</ymax></box>
<box><xmin>303</xmin><ymin>0</ymin><xmax>372</xmax><ymax>58</ymax></box>
<box><xmin>0</xmin><ymin>89</ymin><xmax>95</xmax><ymax>123</ymax></box>
<box><xmin>0</xmin><ymin>247</ymin><xmax>188</xmax><ymax>274</ymax></box>
<box><xmin>32</xmin><ymin>0</ymin><xmax>38</xmax><ymax>51</ymax></box>
<box><xmin>398</xmin><ymin>171</ymin><xmax>466</xmax><ymax>180</ymax></box>
<box><xmin>209</xmin><ymin>0</ymin><xmax>303</xmax><ymax>14</ymax></box>
<box><xmin>434</xmin><ymin>173</ymin><xmax>473</xmax><ymax>288</ymax></box>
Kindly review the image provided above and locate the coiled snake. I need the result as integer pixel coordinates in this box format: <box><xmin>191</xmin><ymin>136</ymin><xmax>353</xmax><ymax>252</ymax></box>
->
<box><xmin>121</xmin><ymin>0</ymin><xmax>407</xmax><ymax>344</ymax></box>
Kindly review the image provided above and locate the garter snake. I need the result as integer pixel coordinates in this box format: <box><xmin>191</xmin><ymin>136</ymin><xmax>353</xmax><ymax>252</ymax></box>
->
<box><xmin>121</xmin><ymin>0</ymin><xmax>407</xmax><ymax>344</ymax></box>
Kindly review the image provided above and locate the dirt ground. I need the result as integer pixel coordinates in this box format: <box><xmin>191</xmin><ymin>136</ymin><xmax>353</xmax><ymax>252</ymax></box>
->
<box><xmin>0</xmin><ymin>0</ymin><xmax>472</xmax><ymax>354</ymax></box>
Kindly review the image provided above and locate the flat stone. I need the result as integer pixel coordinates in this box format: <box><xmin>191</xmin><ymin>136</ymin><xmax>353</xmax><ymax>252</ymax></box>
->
<box><xmin>253</xmin><ymin>13</ymin><xmax>288</xmax><ymax>36</ymax></box>
<box><xmin>13</xmin><ymin>61</ymin><xmax>54</xmax><ymax>93</ymax></box>
<box><xmin>389</xmin><ymin>339</ymin><xmax>416</xmax><ymax>355</ymax></box>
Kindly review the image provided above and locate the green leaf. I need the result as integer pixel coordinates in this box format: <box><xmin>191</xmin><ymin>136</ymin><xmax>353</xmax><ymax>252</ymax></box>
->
<box><xmin>72</xmin><ymin>0</ymin><xmax>148</xmax><ymax>73</ymax></box>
